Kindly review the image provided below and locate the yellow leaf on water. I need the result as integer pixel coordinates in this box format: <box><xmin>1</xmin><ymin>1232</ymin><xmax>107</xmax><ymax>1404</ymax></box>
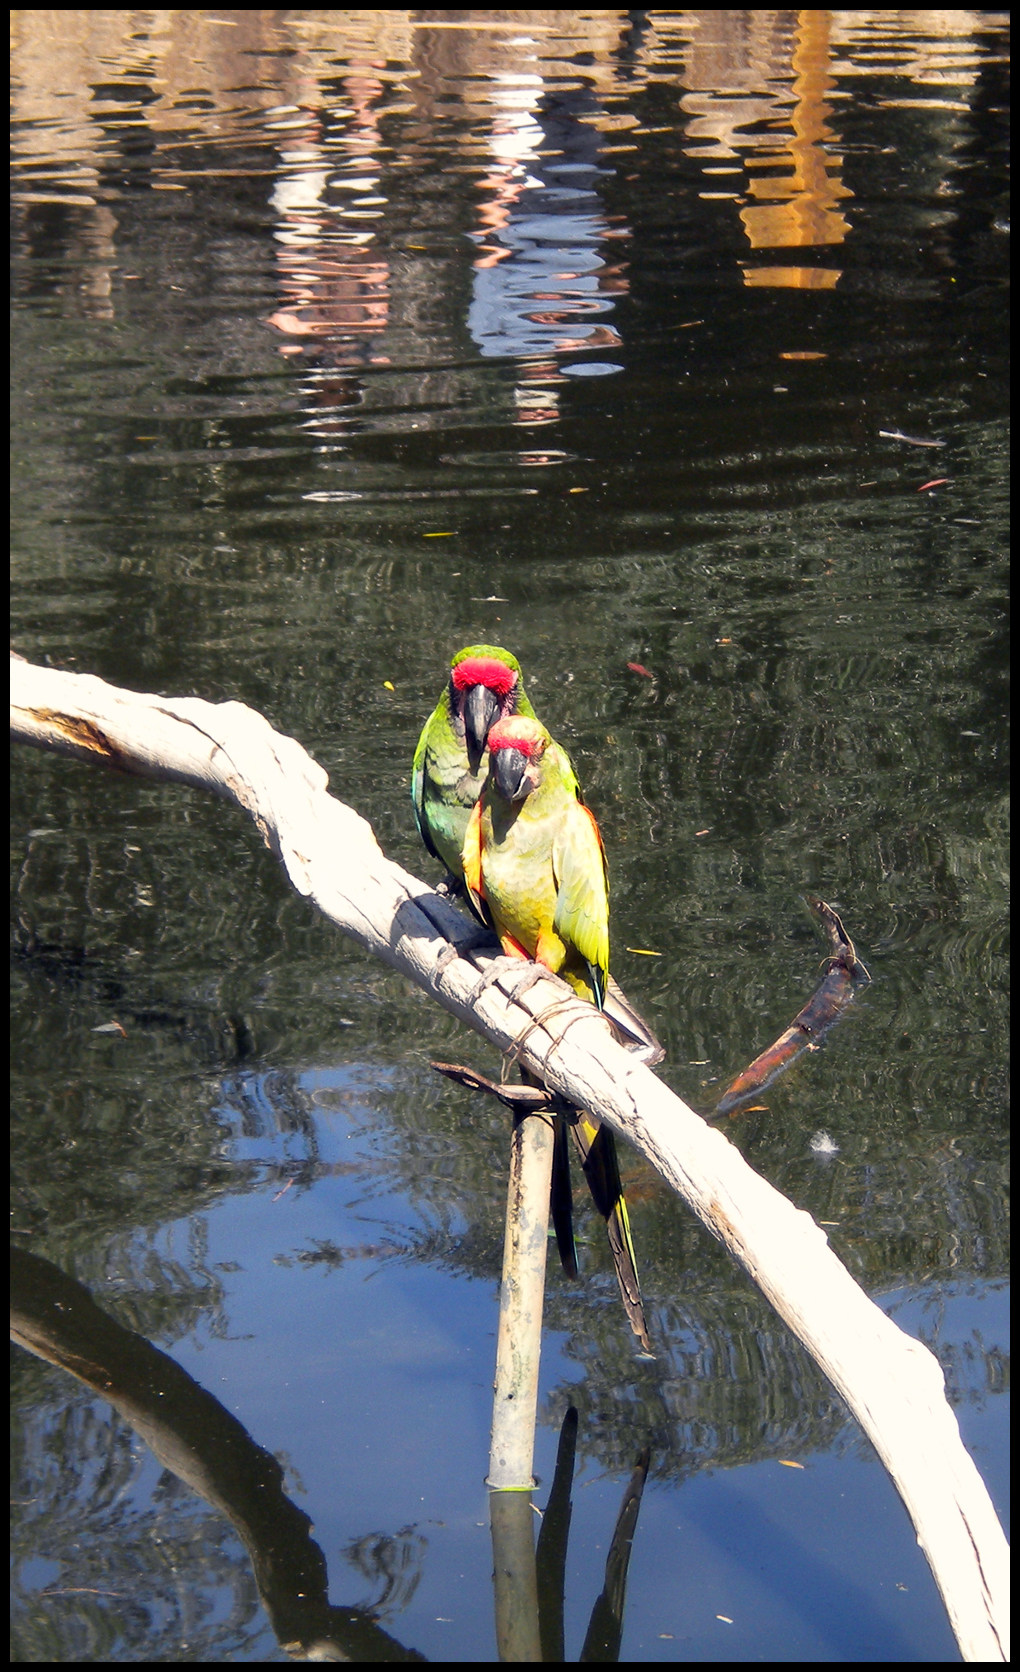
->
<box><xmin>383</xmin><ymin>681</ymin><xmax>395</xmax><ymax>691</ymax></box>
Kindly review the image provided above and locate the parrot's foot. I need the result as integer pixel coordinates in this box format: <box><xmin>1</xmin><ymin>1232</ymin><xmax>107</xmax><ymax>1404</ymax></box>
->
<box><xmin>433</xmin><ymin>873</ymin><xmax>458</xmax><ymax>897</ymax></box>
<box><xmin>434</xmin><ymin>924</ymin><xmax>498</xmax><ymax>975</ymax></box>
<box><xmin>434</xmin><ymin>929</ymin><xmax>501</xmax><ymax>988</ymax></box>
<box><xmin>453</xmin><ymin>922</ymin><xmax>501</xmax><ymax>956</ymax></box>
<box><xmin>469</xmin><ymin>956</ymin><xmax>559</xmax><ymax>1007</ymax></box>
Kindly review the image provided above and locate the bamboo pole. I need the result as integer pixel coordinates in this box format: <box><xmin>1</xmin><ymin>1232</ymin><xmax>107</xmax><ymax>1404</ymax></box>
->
<box><xmin>487</xmin><ymin>1109</ymin><xmax>555</xmax><ymax>1491</ymax></box>
<box><xmin>489</xmin><ymin>1489</ymin><xmax>542</xmax><ymax>1663</ymax></box>
<box><xmin>9</xmin><ymin>656</ymin><xmax>1009</xmax><ymax>1663</ymax></box>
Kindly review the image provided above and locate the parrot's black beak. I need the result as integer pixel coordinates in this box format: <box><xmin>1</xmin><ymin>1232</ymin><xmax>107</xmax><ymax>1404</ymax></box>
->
<box><xmin>463</xmin><ymin>683</ymin><xmax>502</xmax><ymax>773</ymax></box>
<box><xmin>492</xmin><ymin>747</ymin><xmax>531</xmax><ymax>803</ymax></box>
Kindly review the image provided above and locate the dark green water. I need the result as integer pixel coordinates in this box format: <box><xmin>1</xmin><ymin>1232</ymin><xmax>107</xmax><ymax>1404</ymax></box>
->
<box><xmin>11</xmin><ymin>11</ymin><xmax>1008</xmax><ymax>1662</ymax></box>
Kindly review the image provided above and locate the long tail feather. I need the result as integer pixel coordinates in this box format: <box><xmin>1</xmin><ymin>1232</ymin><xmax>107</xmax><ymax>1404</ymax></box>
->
<box><xmin>603</xmin><ymin>975</ymin><xmax>665</xmax><ymax>1067</ymax></box>
<box><xmin>520</xmin><ymin>1068</ymin><xmax>578</xmax><ymax>1280</ymax></box>
<box><xmin>550</xmin><ymin>1114</ymin><xmax>579</xmax><ymax>1279</ymax></box>
<box><xmin>521</xmin><ymin>1018</ymin><xmax>654</xmax><ymax>1347</ymax></box>
<box><xmin>570</xmin><ymin>1116</ymin><xmax>653</xmax><ymax>1354</ymax></box>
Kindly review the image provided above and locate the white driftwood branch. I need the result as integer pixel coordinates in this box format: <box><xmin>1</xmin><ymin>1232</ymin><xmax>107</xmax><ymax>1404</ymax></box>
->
<box><xmin>10</xmin><ymin>654</ymin><xmax>1009</xmax><ymax>1662</ymax></box>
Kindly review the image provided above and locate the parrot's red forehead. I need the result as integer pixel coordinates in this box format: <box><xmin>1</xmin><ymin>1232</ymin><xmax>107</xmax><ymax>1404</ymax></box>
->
<box><xmin>488</xmin><ymin>718</ymin><xmax>543</xmax><ymax>756</ymax></box>
<box><xmin>451</xmin><ymin>656</ymin><xmax>517</xmax><ymax>696</ymax></box>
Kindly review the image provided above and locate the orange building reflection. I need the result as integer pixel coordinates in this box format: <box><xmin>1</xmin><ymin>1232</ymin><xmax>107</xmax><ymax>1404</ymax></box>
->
<box><xmin>740</xmin><ymin>11</ymin><xmax>850</xmax><ymax>287</ymax></box>
<box><xmin>678</xmin><ymin>9</ymin><xmax>851</xmax><ymax>288</ymax></box>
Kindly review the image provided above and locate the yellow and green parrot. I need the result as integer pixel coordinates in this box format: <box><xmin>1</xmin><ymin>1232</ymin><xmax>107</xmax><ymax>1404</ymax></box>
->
<box><xmin>463</xmin><ymin>713</ymin><xmax>653</xmax><ymax>1354</ymax></box>
<box><xmin>412</xmin><ymin>645</ymin><xmax>536</xmax><ymax>882</ymax></box>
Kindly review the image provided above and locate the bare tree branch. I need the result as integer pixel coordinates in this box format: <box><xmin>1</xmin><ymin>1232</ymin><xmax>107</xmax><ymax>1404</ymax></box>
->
<box><xmin>10</xmin><ymin>654</ymin><xmax>1009</xmax><ymax>1662</ymax></box>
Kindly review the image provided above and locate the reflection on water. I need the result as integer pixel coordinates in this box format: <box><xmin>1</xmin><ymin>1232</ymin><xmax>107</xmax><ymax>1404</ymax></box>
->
<box><xmin>267</xmin><ymin>86</ymin><xmax>393</xmax><ymax>359</ymax></box>
<box><xmin>465</xmin><ymin>77</ymin><xmax>626</xmax><ymax>362</ymax></box>
<box><xmin>10</xmin><ymin>7</ymin><xmax>1008</xmax><ymax>1665</ymax></box>
<box><xmin>10</xmin><ymin>8</ymin><xmax>1006</xmax><ymax>446</ymax></box>
<box><xmin>677</xmin><ymin>10</ymin><xmax>850</xmax><ymax>285</ymax></box>
<box><xmin>11</xmin><ymin>8</ymin><xmax>1002</xmax><ymax>353</ymax></box>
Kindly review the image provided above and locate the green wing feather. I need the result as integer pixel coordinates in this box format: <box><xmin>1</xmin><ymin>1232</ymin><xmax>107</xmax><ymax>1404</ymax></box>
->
<box><xmin>410</xmin><ymin>710</ymin><xmax>436</xmax><ymax>859</ymax></box>
<box><xmin>551</xmin><ymin>792</ymin><xmax>610</xmax><ymax>1005</ymax></box>
<box><xmin>411</xmin><ymin>692</ymin><xmax>476</xmax><ymax>876</ymax></box>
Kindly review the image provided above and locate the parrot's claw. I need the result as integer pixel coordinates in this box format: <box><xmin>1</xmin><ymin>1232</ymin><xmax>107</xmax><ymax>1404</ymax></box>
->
<box><xmin>505</xmin><ymin>962</ymin><xmax>557</xmax><ymax>1000</ymax></box>
<box><xmin>468</xmin><ymin>956</ymin><xmax>559</xmax><ymax>1007</ymax></box>
<box><xmin>454</xmin><ymin>923</ymin><xmax>501</xmax><ymax>956</ymax></box>
<box><xmin>433</xmin><ymin>922</ymin><xmax>497</xmax><ymax>978</ymax></box>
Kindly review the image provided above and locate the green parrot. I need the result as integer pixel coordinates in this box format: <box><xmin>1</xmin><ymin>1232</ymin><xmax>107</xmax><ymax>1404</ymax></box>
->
<box><xmin>412</xmin><ymin>645</ymin><xmax>536</xmax><ymax>882</ymax></box>
<box><xmin>463</xmin><ymin>713</ymin><xmax>653</xmax><ymax>1354</ymax></box>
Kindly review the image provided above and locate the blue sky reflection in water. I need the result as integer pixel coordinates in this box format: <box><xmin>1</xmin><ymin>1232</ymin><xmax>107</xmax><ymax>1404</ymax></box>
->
<box><xmin>10</xmin><ymin>9</ymin><xmax>1008</xmax><ymax>1662</ymax></box>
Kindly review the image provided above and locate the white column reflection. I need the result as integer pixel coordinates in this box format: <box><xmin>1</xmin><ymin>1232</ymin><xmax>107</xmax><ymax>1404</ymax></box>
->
<box><xmin>467</xmin><ymin>69</ymin><xmax>629</xmax><ymax>425</ymax></box>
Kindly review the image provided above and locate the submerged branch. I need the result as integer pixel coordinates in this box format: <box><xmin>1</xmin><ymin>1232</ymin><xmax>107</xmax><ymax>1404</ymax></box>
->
<box><xmin>10</xmin><ymin>654</ymin><xmax>1008</xmax><ymax>1663</ymax></box>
